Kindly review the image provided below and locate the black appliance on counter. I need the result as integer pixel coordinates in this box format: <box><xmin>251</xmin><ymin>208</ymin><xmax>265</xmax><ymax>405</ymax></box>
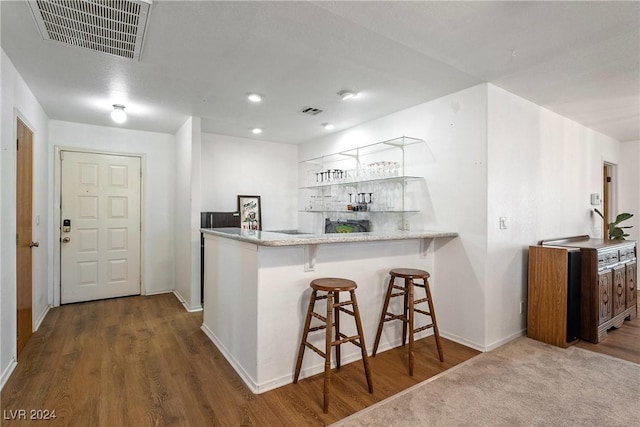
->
<box><xmin>200</xmin><ymin>212</ymin><xmax>240</xmax><ymax>303</ymax></box>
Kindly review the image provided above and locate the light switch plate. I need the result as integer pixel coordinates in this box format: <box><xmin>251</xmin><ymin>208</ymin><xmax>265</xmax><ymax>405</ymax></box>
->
<box><xmin>590</xmin><ymin>193</ymin><xmax>601</xmax><ymax>205</ymax></box>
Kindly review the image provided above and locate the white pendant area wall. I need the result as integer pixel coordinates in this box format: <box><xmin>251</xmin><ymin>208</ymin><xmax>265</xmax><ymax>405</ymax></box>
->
<box><xmin>300</xmin><ymin>84</ymin><xmax>490</xmax><ymax>350</ymax></box>
<box><xmin>1</xmin><ymin>50</ymin><xmax>51</xmax><ymax>385</ymax></box>
<box><xmin>49</xmin><ymin>120</ymin><xmax>177</xmax><ymax>298</ymax></box>
<box><xmin>299</xmin><ymin>83</ymin><xmax>635</xmax><ymax>351</ymax></box>
<box><xmin>200</xmin><ymin>133</ymin><xmax>299</xmax><ymax>232</ymax></box>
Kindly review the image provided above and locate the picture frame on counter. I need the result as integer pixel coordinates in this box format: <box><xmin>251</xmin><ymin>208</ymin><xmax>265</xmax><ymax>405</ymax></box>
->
<box><xmin>237</xmin><ymin>195</ymin><xmax>262</xmax><ymax>230</ymax></box>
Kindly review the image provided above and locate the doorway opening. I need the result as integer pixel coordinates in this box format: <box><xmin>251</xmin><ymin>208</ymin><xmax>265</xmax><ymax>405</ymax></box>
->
<box><xmin>54</xmin><ymin>148</ymin><xmax>143</xmax><ymax>305</ymax></box>
<box><xmin>602</xmin><ymin>162</ymin><xmax>617</xmax><ymax>239</ymax></box>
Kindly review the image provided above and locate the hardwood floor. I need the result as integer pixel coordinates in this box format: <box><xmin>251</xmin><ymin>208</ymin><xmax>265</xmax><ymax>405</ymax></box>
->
<box><xmin>2</xmin><ymin>292</ymin><xmax>637</xmax><ymax>426</ymax></box>
<box><xmin>575</xmin><ymin>291</ymin><xmax>640</xmax><ymax>364</ymax></box>
<box><xmin>1</xmin><ymin>294</ymin><xmax>479</xmax><ymax>426</ymax></box>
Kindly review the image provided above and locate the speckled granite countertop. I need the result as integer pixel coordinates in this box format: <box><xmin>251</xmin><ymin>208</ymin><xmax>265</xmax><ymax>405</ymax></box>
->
<box><xmin>201</xmin><ymin>227</ymin><xmax>458</xmax><ymax>247</ymax></box>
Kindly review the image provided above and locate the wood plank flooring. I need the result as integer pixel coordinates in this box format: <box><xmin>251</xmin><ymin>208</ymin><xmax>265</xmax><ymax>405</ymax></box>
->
<box><xmin>1</xmin><ymin>294</ymin><xmax>478</xmax><ymax>426</ymax></box>
<box><xmin>2</xmin><ymin>292</ymin><xmax>638</xmax><ymax>426</ymax></box>
<box><xmin>575</xmin><ymin>291</ymin><xmax>640</xmax><ymax>364</ymax></box>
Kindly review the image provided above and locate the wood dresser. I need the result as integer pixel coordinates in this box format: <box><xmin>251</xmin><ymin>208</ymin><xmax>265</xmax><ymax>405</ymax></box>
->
<box><xmin>528</xmin><ymin>235</ymin><xmax>637</xmax><ymax>347</ymax></box>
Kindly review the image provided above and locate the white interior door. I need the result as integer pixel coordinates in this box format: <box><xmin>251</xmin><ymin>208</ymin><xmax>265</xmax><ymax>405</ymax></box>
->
<box><xmin>61</xmin><ymin>151</ymin><xmax>141</xmax><ymax>304</ymax></box>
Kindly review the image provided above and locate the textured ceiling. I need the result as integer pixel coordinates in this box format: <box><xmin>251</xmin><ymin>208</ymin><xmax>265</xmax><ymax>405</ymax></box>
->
<box><xmin>1</xmin><ymin>1</ymin><xmax>638</xmax><ymax>143</ymax></box>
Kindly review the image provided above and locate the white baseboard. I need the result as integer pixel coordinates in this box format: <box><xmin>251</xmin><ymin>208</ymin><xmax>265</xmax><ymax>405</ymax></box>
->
<box><xmin>34</xmin><ymin>305</ymin><xmax>51</xmax><ymax>331</ymax></box>
<box><xmin>172</xmin><ymin>290</ymin><xmax>203</xmax><ymax>312</ymax></box>
<box><xmin>439</xmin><ymin>331</ymin><xmax>486</xmax><ymax>352</ymax></box>
<box><xmin>485</xmin><ymin>329</ymin><xmax>526</xmax><ymax>352</ymax></box>
<box><xmin>0</xmin><ymin>358</ymin><xmax>17</xmax><ymax>391</ymax></box>
<box><xmin>438</xmin><ymin>329</ymin><xmax>526</xmax><ymax>353</ymax></box>
<box><xmin>145</xmin><ymin>289</ymin><xmax>173</xmax><ymax>296</ymax></box>
<box><xmin>200</xmin><ymin>324</ymin><xmax>259</xmax><ymax>393</ymax></box>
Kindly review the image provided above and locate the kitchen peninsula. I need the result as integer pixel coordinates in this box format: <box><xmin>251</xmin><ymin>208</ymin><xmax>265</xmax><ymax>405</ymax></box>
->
<box><xmin>201</xmin><ymin>227</ymin><xmax>457</xmax><ymax>393</ymax></box>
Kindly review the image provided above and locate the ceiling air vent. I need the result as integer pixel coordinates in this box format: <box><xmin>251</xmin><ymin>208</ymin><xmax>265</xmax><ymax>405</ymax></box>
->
<box><xmin>27</xmin><ymin>0</ymin><xmax>152</xmax><ymax>61</ymax></box>
<box><xmin>300</xmin><ymin>106</ymin><xmax>324</xmax><ymax>116</ymax></box>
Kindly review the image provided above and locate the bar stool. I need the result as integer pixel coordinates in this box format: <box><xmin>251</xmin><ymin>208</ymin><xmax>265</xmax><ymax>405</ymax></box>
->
<box><xmin>293</xmin><ymin>278</ymin><xmax>373</xmax><ymax>413</ymax></box>
<box><xmin>372</xmin><ymin>268</ymin><xmax>444</xmax><ymax>375</ymax></box>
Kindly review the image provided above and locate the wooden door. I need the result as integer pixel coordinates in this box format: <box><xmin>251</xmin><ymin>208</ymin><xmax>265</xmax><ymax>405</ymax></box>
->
<box><xmin>612</xmin><ymin>265</ymin><xmax>626</xmax><ymax>317</ymax></box>
<box><xmin>597</xmin><ymin>270</ymin><xmax>612</xmax><ymax>325</ymax></box>
<box><xmin>16</xmin><ymin>118</ymin><xmax>34</xmax><ymax>357</ymax></box>
<box><xmin>626</xmin><ymin>261</ymin><xmax>636</xmax><ymax>311</ymax></box>
<box><xmin>60</xmin><ymin>151</ymin><xmax>141</xmax><ymax>304</ymax></box>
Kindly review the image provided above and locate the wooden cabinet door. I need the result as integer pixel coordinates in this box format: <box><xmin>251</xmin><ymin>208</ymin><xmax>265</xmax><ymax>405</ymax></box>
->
<box><xmin>612</xmin><ymin>265</ymin><xmax>626</xmax><ymax>317</ymax></box>
<box><xmin>626</xmin><ymin>261</ymin><xmax>637</xmax><ymax>310</ymax></box>
<box><xmin>598</xmin><ymin>270</ymin><xmax>613</xmax><ymax>325</ymax></box>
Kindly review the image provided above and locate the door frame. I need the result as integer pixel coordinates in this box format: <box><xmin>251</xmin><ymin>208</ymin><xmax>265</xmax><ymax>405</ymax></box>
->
<box><xmin>53</xmin><ymin>146</ymin><xmax>146</xmax><ymax>307</ymax></box>
<box><xmin>602</xmin><ymin>161</ymin><xmax>618</xmax><ymax>239</ymax></box>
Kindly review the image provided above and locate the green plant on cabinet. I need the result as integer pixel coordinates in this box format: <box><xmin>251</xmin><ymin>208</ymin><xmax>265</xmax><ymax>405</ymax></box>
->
<box><xmin>594</xmin><ymin>208</ymin><xmax>634</xmax><ymax>240</ymax></box>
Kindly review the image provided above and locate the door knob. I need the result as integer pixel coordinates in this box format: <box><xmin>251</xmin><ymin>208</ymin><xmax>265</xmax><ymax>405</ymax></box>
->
<box><xmin>29</xmin><ymin>241</ymin><xmax>39</xmax><ymax>248</ymax></box>
<box><xmin>62</xmin><ymin>237</ymin><xmax>70</xmax><ymax>243</ymax></box>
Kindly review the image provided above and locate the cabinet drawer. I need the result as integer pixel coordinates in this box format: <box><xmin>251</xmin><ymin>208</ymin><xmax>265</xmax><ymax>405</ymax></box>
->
<box><xmin>598</xmin><ymin>250</ymin><xmax>619</xmax><ymax>268</ymax></box>
<box><xmin>619</xmin><ymin>247</ymin><xmax>636</xmax><ymax>262</ymax></box>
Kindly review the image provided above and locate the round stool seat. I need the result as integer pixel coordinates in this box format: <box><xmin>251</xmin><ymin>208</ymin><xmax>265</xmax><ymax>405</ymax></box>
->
<box><xmin>389</xmin><ymin>268</ymin><xmax>430</xmax><ymax>279</ymax></box>
<box><xmin>311</xmin><ymin>278</ymin><xmax>357</xmax><ymax>292</ymax></box>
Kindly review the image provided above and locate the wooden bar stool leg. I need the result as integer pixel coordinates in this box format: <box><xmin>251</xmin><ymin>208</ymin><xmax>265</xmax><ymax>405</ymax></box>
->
<box><xmin>372</xmin><ymin>275</ymin><xmax>395</xmax><ymax>356</ymax></box>
<box><xmin>424</xmin><ymin>279</ymin><xmax>444</xmax><ymax>362</ymax></box>
<box><xmin>294</xmin><ymin>290</ymin><xmax>317</xmax><ymax>383</ymax></box>
<box><xmin>407</xmin><ymin>278</ymin><xmax>415</xmax><ymax>376</ymax></box>
<box><xmin>402</xmin><ymin>277</ymin><xmax>409</xmax><ymax>347</ymax></box>
<box><xmin>351</xmin><ymin>290</ymin><xmax>373</xmax><ymax>393</ymax></box>
<box><xmin>323</xmin><ymin>291</ymin><xmax>334</xmax><ymax>413</ymax></box>
<box><xmin>334</xmin><ymin>291</ymin><xmax>341</xmax><ymax>369</ymax></box>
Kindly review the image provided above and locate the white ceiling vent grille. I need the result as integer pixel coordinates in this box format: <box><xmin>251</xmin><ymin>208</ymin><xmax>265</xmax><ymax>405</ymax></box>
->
<box><xmin>27</xmin><ymin>0</ymin><xmax>152</xmax><ymax>60</ymax></box>
<box><xmin>300</xmin><ymin>106</ymin><xmax>324</xmax><ymax>116</ymax></box>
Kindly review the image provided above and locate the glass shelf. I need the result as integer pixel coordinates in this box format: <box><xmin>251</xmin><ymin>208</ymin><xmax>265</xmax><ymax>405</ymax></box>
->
<box><xmin>300</xmin><ymin>136</ymin><xmax>424</xmax><ymax>166</ymax></box>
<box><xmin>300</xmin><ymin>175</ymin><xmax>422</xmax><ymax>189</ymax></box>
<box><xmin>300</xmin><ymin>210</ymin><xmax>420</xmax><ymax>214</ymax></box>
<box><xmin>298</xmin><ymin>136</ymin><xmax>425</xmax><ymax>233</ymax></box>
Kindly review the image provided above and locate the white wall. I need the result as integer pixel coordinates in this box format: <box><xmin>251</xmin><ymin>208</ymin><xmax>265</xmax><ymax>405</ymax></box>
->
<box><xmin>200</xmin><ymin>133</ymin><xmax>299</xmax><ymax>231</ymax></box>
<box><xmin>173</xmin><ymin>117</ymin><xmax>202</xmax><ymax>311</ymax></box>
<box><xmin>299</xmin><ymin>84</ymin><xmax>490</xmax><ymax>350</ymax></box>
<box><xmin>49</xmin><ymin>120</ymin><xmax>176</xmax><ymax>297</ymax></box>
<box><xmin>1</xmin><ymin>50</ymin><xmax>51</xmax><ymax>386</ymax></box>
<box><xmin>299</xmin><ymin>83</ymin><xmax>635</xmax><ymax>351</ymax></box>
<box><xmin>485</xmin><ymin>84</ymin><xmax>624</xmax><ymax>348</ymax></box>
<box><xmin>619</xmin><ymin>140</ymin><xmax>639</xmax><ymax>241</ymax></box>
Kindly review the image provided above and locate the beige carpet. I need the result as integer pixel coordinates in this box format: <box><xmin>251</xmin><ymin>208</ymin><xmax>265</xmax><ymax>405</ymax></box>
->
<box><xmin>332</xmin><ymin>337</ymin><xmax>640</xmax><ymax>427</ymax></box>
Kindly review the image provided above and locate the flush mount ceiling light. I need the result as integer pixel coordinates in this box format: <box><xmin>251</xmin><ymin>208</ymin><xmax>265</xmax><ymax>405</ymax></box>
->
<box><xmin>251</xmin><ymin>128</ymin><xmax>263</xmax><ymax>134</ymax></box>
<box><xmin>247</xmin><ymin>93</ymin><xmax>263</xmax><ymax>103</ymax></box>
<box><xmin>337</xmin><ymin>90</ymin><xmax>359</xmax><ymax>100</ymax></box>
<box><xmin>322</xmin><ymin>122</ymin><xmax>335</xmax><ymax>130</ymax></box>
<box><xmin>111</xmin><ymin>104</ymin><xmax>127</xmax><ymax>123</ymax></box>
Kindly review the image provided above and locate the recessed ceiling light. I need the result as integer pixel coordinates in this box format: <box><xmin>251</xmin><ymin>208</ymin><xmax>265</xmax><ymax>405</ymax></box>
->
<box><xmin>110</xmin><ymin>104</ymin><xmax>127</xmax><ymax>123</ymax></box>
<box><xmin>337</xmin><ymin>90</ymin><xmax>359</xmax><ymax>100</ymax></box>
<box><xmin>247</xmin><ymin>93</ymin><xmax>262</xmax><ymax>102</ymax></box>
<box><xmin>322</xmin><ymin>122</ymin><xmax>335</xmax><ymax>130</ymax></box>
<box><xmin>251</xmin><ymin>128</ymin><xmax>262</xmax><ymax>134</ymax></box>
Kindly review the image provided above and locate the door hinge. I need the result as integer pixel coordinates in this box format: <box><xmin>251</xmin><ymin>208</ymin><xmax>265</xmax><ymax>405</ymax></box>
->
<box><xmin>140</xmin><ymin>169</ymin><xmax>142</xmax><ymax>178</ymax></box>
<box><xmin>606</xmin><ymin>176</ymin><xmax>612</xmax><ymax>183</ymax></box>
<box><xmin>60</xmin><ymin>151</ymin><xmax>65</xmax><ymax>160</ymax></box>
<box><xmin>16</xmin><ymin>139</ymin><xmax>19</xmax><ymax>151</ymax></box>
<box><xmin>16</xmin><ymin>234</ymin><xmax>19</xmax><ymax>245</ymax></box>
